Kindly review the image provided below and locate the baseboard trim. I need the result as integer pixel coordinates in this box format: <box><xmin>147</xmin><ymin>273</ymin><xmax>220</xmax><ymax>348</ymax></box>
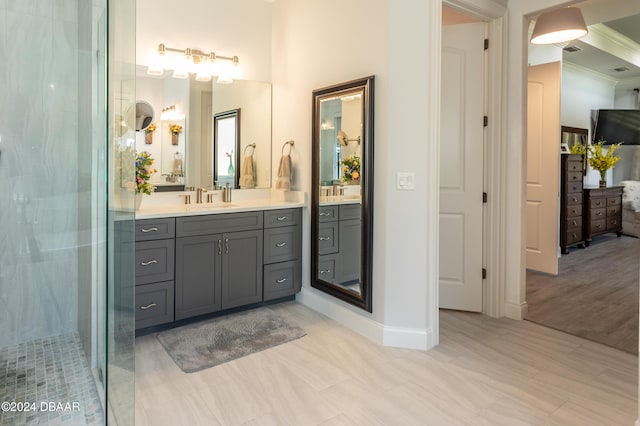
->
<box><xmin>504</xmin><ymin>301</ymin><xmax>528</xmax><ymax>320</ymax></box>
<box><xmin>297</xmin><ymin>289</ymin><xmax>432</xmax><ymax>350</ymax></box>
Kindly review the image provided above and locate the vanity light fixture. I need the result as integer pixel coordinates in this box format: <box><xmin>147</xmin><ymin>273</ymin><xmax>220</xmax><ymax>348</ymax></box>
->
<box><xmin>530</xmin><ymin>7</ymin><xmax>588</xmax><ymax>45</ymax></box>
<box><xmin>146</xmin><ymin>43</ymin><xmax>242</xmax><ymax>83</ymax></box>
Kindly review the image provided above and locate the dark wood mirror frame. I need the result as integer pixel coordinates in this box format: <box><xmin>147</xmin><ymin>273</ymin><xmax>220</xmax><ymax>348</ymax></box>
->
<box><xmin>311</xmin><ymin>76</ymin><xmax>374</xmax><ymax>312</ymax></box>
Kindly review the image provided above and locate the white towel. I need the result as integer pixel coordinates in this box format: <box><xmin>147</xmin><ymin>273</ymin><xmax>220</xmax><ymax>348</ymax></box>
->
<box><xmin>239</xmin><ymin>156</ymin><xmax>255</xmax><ymax>188</ymax></box>
<box><xmin>275</xmin><ymin>154</ymin><xmax>292</xmax><ymax>191</ymax></box>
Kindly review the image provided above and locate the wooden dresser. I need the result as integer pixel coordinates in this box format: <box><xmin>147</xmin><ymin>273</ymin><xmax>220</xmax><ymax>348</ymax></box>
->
<box><xmin>583</xmin><ymin>186</ymin><xmax>623</xmax><ymax>245</ymax></box>
<box><xmin>560</xmin><ymin>154</ymin><xmax>585</xmax><ymax>254</ymax></box>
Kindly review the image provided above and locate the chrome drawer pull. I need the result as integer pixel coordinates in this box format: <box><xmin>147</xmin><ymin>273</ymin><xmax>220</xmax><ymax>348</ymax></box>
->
<box><xmin>141</xmin><ymin>227</ymin><xmax>159</xmax><ymax>233</ymax></box>
<box><xmin>276</xmin><ymin>242</ymin><xmax>287</xmax><ymax>247</ymax></box>
<box><xmin>217</xmin><ymin>239</ymin><xmax>222</xmax><ymax>255</ymax></box>
<box><xmin>319</xmin><ymin>212</ymin><xmax>331</xmax><ymax>216</ymax></box>
<box><xmin>139</xmin><ymin>303</ymin><xmax>157</xmax><ymax>310</ymax></box>
<box><xmin>225</xmin><ymin>238</ymin><xmax>229</xmax><ymax>254</ymax></box>
<box><xmin>276</xmin><ymin>278</ymin><xmax>288</xmax><ymax>283</ymax></box>
<box><xmin>320</xmin><ymin>269</ymin><xmax>331</xmax><ymax>274</ymax></box>
<box><xmin>319</xmin><ymin>237</ymin><xmax>331</xmax><ymax>241</ymax></box>
<box><xmin>140</xmin><ymin>260</ymin><xmax>158</xmax><ymax>266</ymax></box>
<box><xmin>276</xmin><ymin>216</ymin><xmax>288</xmax><ymax>221</ymax></box>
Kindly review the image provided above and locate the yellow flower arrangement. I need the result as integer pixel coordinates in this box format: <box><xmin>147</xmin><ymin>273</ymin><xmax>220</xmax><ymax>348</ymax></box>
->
<box><xmin>569</xmin><ymin>141</ymin><xmax>587</xmax><ymax>155</ymax></box>
<box><xmin>144</xmin><ymin>123</ymin><xmax>156</xmax><ymax>135</ymax></box>
<box><xmin>588</xmin><ymin>140</ymin><xmax>622</xmax><ymax>182</ymax></box>
<box><xmin>169</xmin><ymin>124</ymin><xmax>183</xmax><ymax>135</ymax></box>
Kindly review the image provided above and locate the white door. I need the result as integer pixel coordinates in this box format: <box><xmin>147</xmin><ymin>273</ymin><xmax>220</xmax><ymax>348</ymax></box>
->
<box><xmin>526</xmin><ymin>62</ymin><xmax>560</xmax><ymax>275</ymax></box>
<box><xmin>439</xmin><ymin>22</ymin><xmax>485</xmax><ymax>312</ymax></box>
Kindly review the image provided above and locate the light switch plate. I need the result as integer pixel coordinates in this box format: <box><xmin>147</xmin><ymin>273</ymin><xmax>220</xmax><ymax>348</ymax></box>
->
<box><xmin>397</xmin><ymin>172</ymin><xmax>415</xmax><ymax>190</ymax></box>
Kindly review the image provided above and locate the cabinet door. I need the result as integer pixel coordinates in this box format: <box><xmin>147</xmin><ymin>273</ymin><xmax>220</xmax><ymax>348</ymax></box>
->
<box><xmin>338</xmin><ymin>219</ymin><xmax>361</xmax><ymax>284</ymax></box>
<box><xmin>175</xmin><ymin>234</ymin><xmax>222</xmax><ymax>320</ymax></box>
<box><xmin>222</xmin><ymin>229</ymin><xmax>263</xmax><ymax>309</ymax></box>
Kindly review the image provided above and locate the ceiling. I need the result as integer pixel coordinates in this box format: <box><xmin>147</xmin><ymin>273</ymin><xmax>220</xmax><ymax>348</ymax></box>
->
<box><xmin>561</xmin><ymin>12</ymin><xmax>640</xmax><ymax>80</ymax></box>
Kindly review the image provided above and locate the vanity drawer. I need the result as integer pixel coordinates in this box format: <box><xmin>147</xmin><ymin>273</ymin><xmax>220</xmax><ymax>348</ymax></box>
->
<box><xmin>136</xmin><ymin>218</ymin><xmax>175</xmax><ymax>241</ymax></box>
<box><xmin>319</xmin><ymin>206</ymin><xmax>339</xmax><ymax>222</ymax></box>
<box><xmin>135</xmin><ymin>239</ymin><xmax>175</xmax><ymax>285</ymax></box>
<box><xmin>317</xmin><ymin>255</ymin><xmax>338</xmax><ymax>282</ymax></box>
<box><xmin>264</xmin><ymin>209</ymin><xmax>301</xmax><ymax>228</ymax></box>
<box><xmin>176</xmin><ymin>211</ymin><xmax>263</xmax><ymax>237</ymax></box>
<box><xmin>318</xmin><ymin>222</ymin><xmax>339</xmax><ymax>255</ymax></box>
<box><xmin>135</xmin><ymin>281</ymin><xmax>174</xmax><ymax>329</ymax></box>
<box><xmin>263</xmin><ymin>260</ymin><xmax>301</xmax><ymax>301</ymax></box>
<box><xmin>339</xmin><ymin>204</ymin><xmax>361</xmax><ymax>220</ymax></box>
<box><xmin>264</xmin><ymin>225</ymin><xmax>300</xmax><ymax>264</ymax></box>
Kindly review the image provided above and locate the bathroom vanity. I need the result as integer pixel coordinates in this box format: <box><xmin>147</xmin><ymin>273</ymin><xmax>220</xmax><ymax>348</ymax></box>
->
<box><xmin>132</xmin><ymin>202</ymin><xmax>303</xmax><ymax>331</ymax></box>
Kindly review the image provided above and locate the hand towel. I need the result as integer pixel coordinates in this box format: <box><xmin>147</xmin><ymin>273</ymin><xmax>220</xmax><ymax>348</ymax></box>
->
<box><xmin>239</xmin><ymin>155</ymin><xmax>255</xmax><ymax>188</ymax></box>
<box><xmin>275</xmin><ymin>154</ymin><xmax>292</xmax><ymax>191</ymax></box>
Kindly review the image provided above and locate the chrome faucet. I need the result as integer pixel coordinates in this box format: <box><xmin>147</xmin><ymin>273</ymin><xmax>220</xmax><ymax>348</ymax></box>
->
<box><xmin>196</xmin><ymin>187</ymin><xmax>207</xmax><ymax>203</ymax></box>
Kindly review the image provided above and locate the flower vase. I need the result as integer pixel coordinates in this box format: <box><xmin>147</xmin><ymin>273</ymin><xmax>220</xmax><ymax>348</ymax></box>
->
<box><xmin>599</xmin><ymin>171</ymin><xmax>607</xmax><ymax>188</ymax></box>
<box><xmin>135</xmin><ymin>193</ymin><xmax>143</xmax><ymax>210</ymax></box>
<box><xmin>228</xmin><ymin>159</ymin><xmax>235</xmax><ymax>176</ymax></box>
<box><xmin>171</xmin><ymin>133</ymin><xmax>178</xmax><ymax>145</ymax></box>
<box><xmin>145</xmin><ymin>133</ymin><xmax>153</xmax><ymax>144</ymax></box>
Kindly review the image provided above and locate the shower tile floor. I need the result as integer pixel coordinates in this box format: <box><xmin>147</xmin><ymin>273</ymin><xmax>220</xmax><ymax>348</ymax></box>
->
<box><xmin>0</xmin><ymin>333</ymin><xmax>104</xmax><ymax>425</ymax></box>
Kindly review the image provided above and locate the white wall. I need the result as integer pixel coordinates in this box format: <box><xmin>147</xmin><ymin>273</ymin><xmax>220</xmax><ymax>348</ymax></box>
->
<box><xmin>272</xmin><ymin>0</ymin><xmax>439</xmax><ymax>349</ymax></box>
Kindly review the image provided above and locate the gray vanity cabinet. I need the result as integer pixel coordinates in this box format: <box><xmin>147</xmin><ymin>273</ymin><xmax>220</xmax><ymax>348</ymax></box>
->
<box><xmin>317</xmin><ymin>204</ymin><xmax>361</xmax><ymax>285</ymax></box>
<box><xmin>221</xmin><ymin>229</ymin><xmax>263</xmax><ymax>309</ymax></box>
<box><xmin>175</xmin><ymin>212</ymin><xmax>264</xmax><ymax>319</ymax></box>
<box><xmin>263</xmin><ymin>209</ymin><xmax>302</xmax><ymax>301</ymax></box>
<box><xmin>174</xmin><ymin>234</ymin><xmax>222</xmax><ymax>320</ymax></box>
<box><xmin>134</xmin><ymin>218</ymin><xmax>176</xmax><ymax>329</ymax></box>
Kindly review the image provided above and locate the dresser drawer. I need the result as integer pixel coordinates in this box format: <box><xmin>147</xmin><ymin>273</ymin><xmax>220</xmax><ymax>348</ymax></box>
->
<box><xmin>565</xmin><ymin>229</ymin><xmax>583</xmax><ymax>245</ymax></box>
<box><xmin>264</xmin><ymin>209</ymin><xmax>301</xmax><ymax>228</ymax></box>
<box><xmin>566</xmin><ymin>205</ymin><xmax>582</xmax><ymax>217</ymax></box>
<box><xmin>607</xmin><ymin>196</ymin><xmax>621</xmax><ymax>207</ymax></box>
<box><xmin>591</xmin><ymin>208</ymin><xmax>606</xmax><ymax>221</ymax></box>
<box><xmin>318</xmin><ymin>222</ymin><xmax>339</xmax><ymax>255</ymax></box>
<box><xmin>607</xmin><ymin>205</ymin><xmax>621</xmax><ymax>218</ymax></box>
<box><xmin>566</xmin><ymin>172</ymin><xmax>583</xmax><ymax>186</ymax></box>
<box><xmin>566</xmin><ymin>181</ymin><xmax>582</xmax><ymax>193</ymax></box>
<box><xmin>135</xmin><ymin>281</ymin><xmax>174</xmax><ymax>329</ymax></box>
<box><xmin>566</xmin><ymin>192</ymin><xmax>582</xmax><ymax>206</ymax></box>
<box><xmin>565</xmin><ymin>216</ymin><xmax>582</xmax><ymax>231</ymax></box>
<box><xmin>135</xmin><ymin>239</ymin><xmax>175</xmax><ymax>285</ymax></box>
<box><xmin>590</xmin><ymin>219</ymin><xmax>606</xmax><ymax>234</ymax></box>
<box><xmin>263</xmin><ymin>260</ymin><xmax>301</xmax><ymax>301</ymax></box>
<box><xmin>319</xmin><ymin>206</ymin><xmax>339</xmax><ymax>222</ymax></box>
<box><xmin>176</xmin><ymin>211</ymin><xmax>263</xmax><ymax>237</ymax></box>
<box><xmin>589</xmin><ymin>197</ymin><xmax>606</xmax><ymax>209</ymax></box>
<box><xmin>135</xmin><ymin>218</ymin><xmax>175</xmax><ymax>241</ymax></box>
<box><xmin>566</xmin><ymin>160</ymin><xmax>583</xmax><ymax>172</ymax></box>
<box><xmin>607</xmin><ymin>216</ymin><xmax>621</xmax><ymax>231</ymax></box>
<box><xmin>264</xmin><ymin>225</ymin><xmax>300</xmax><ymax>264</ymax></box>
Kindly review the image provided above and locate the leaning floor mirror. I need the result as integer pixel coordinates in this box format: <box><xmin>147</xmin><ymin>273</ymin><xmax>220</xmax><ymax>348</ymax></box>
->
<box><xmin>311</xmin><ymin>76</ymin><xmax>374</xmax><ymax>312</ymax></box>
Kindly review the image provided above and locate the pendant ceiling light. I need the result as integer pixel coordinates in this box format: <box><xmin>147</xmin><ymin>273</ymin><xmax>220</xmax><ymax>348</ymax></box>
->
<box><xmin>530</xmin><ymin>7</ymin><xmax>588</xmax><ymax>45</ymax></box>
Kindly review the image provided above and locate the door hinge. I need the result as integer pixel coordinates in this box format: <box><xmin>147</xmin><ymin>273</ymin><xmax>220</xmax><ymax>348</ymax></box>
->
<box><xmin>482</xmin><ymin>268</ymin><xmax>487</xmax><ymax>279</ymax></box>
<box><xmin>483</xmin><ymin>115</ymin><xmax>489</xmax><ymax>127</ymax></box>
<box><xmin>483</xmin><ymin>192</ymin><xmax>488</xmax><ymax>203</ymax></box>
<box><xmin>484</xmin><ymin>39</ymin><xmax>489</xmax><ymax>50</ymax></box>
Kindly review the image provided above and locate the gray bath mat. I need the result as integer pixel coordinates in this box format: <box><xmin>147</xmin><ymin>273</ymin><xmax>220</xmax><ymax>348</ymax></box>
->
<box><xmin>156</xmin><ymin>308</ymin><xmax>306</xmax><ymax>373</ymax></box>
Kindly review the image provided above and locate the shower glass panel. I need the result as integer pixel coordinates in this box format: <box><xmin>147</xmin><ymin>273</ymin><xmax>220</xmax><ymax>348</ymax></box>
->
<box><xmin>0</xmin><ymin>0</ymin><xmax>135</xmax><ymax>424</ymax></box>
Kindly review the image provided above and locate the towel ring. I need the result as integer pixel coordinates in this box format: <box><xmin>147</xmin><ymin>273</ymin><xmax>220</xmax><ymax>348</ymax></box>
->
<box><xmin>243</xmin><ymin>143</ymin><xmax>256</xmax><ymax>156</ymax></box>
<box><xmin>281</xmin><ymin>140</ymin><xmax>294</xmax><ymax>155</ymax></box>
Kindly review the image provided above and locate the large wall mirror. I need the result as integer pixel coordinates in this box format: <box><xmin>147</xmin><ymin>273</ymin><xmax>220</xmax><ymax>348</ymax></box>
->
<box><xmin>311</xmin><ymin>76</ymin><xmax>374</xmax><ymax>312</ymax></box>
<box><xmin>135</xmin><ymin>73</ymin><xmax>272</xmax><ymax>190</ymax></box>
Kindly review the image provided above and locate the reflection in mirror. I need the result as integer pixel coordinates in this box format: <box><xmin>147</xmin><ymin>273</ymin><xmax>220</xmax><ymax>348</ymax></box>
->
<box><xmin>134</xmin><ymin>100</ymin><xmax>154</xmax><ymax>131</ymax></box>
<box><xmin>561</xmin><ymin>126</ymin><xmax>588</xmax><ymax>174</ymax></box>
<box><xmin>135</xmin><ymin>72</ymin><xmax>272</xmax><ymax>190</ymax></box>
<box><xmin>160</xmin><ymin>118</ymin><xmax>186</xmax><ymax>183</ymax></box>
<box><xmin>312</xmin><ymin>76</ymin><xmax>374</xmax><ymax>312</ymax></box>
<box><xmin>214</xmin><ymin>109</ymin><xmax>240</xmax><ymax>188</ymax></box>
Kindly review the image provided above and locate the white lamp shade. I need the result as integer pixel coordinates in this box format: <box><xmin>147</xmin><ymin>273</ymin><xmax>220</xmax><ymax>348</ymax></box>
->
<box><xmin>531</xmin><ymin>7</ymin><xmax>588</xmax><ymax>45</ymax></box>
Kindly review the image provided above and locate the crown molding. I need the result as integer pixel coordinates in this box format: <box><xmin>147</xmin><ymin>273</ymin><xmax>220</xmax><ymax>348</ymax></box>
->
<box><xmin>563</xmin><ymin>60</ymin><xmax>620</xmax><ymax>84</ymax></box>
<box><xmin>581</xmin><ymin>23</ymin><xmax>640</xmax><ymax>69</ymax></box>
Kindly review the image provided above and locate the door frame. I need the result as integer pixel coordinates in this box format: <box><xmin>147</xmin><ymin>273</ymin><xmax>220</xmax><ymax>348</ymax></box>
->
<box><xmin>441</xmin><ymin>0</ymin><xmax>507</xmax><ymax>319</ymax></box>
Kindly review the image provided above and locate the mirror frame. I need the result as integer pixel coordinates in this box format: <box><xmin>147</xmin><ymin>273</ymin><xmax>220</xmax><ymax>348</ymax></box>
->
<box><xmin>311</xmin><ymin>76</ymin><xmax>374</xmax><ymax>312</ymax></box>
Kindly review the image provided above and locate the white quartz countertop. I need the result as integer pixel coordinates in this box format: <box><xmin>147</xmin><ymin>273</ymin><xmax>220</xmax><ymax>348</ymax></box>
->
<box><xmin>135</xmin><ymin>198</ymin><xmax>306</xmax><ymax>219</ymax></box>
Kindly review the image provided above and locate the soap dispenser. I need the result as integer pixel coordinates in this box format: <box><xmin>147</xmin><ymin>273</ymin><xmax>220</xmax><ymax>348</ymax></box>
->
<box><xmin>222</xmin><ymin>183</ymin><xmax>232</xmax><ymax>203</ymax></box>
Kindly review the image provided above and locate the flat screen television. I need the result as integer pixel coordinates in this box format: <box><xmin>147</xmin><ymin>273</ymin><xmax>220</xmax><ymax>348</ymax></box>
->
<box><xmin>592</xmin><ymin>109</ymin><xmax>640</xmax><ymax>145</ymax></box>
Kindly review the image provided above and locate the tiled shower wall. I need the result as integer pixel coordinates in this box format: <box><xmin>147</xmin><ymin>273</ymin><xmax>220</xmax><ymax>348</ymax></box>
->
<box><xmin>0</xmin><ymin>0</ymin><xmax>82</xmax><ymax>347</ymax></box>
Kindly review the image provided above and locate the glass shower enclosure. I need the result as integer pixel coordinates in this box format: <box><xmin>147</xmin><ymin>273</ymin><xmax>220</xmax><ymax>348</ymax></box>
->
<box><xmin>0</xmin><ymin>0</ymin><xmax>135</xmax><ymax>424</ymax></box>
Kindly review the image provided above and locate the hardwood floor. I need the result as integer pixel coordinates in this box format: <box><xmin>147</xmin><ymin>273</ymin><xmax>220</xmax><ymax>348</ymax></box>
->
<box><xmin>527</xmin><ymin>234</ymin><xmax>640</xmax><ymax>354</ymax></box>
<box><xmin>135</xmin><ymin>302</ymin><xmax>638</xmax><ymax>425</ymax></box>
